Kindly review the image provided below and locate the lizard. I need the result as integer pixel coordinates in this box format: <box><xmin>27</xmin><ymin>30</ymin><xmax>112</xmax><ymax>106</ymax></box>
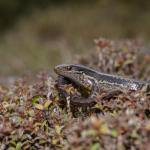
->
<box><xmin>54</xmin><ymin>64</ymin><xmax>150</xmax><ymax>105</ymax></box>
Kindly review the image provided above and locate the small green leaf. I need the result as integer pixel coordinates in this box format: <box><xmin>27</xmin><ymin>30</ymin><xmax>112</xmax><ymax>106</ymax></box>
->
<box><xmin>39</xmin><ymin>139</ymin><xmax>46</xmax><ymax>144</ymax></box>
<box><xmin>91</xmin><ymin>143</ymin><xmax>100</xmax><ymax>150</ymax></box>
<box><xmin>28</xmin><ymin>109</ymin><xmax>35</xmax><ymax>116</ymax></box>
<box><xmin>55</xmin><ymin>125</ymin><xmax>62</xmax><ymax>134</ymax></box>
<box><xmin>146</xmin><ymin>121</ymin><xmax>150</xmax><ymax>130</ymax></box>
<box><xmin>7</xmin><ymin>147</ymin><xmax>16</xmax><ymax>150</ymax></box>
<box><xmin>32</xmin><ymin>96</ymin><xmax>40</xmax><ymax>104</ymax></box>
<box><xmin>82</xmin><ymin>129</ymin><xmax>97</xmax><ymax>137</ymax></box>
<box><xmin>34</xmin><ymin>104</ymin><xmax>44</xmax><ymax>110</ymax></box>
<box><xmin>44</xmin><ymin>100</ymin><xmax>52</xmax><ymax>109</ymax></box>
<box><xmin>111</xmin><ymin>129</ymin><xmax>118</xmax><ymax>137</ymax></box>
<box><xmin>16</xmin><ymin>142</ymin><xmax>22</xmax><ymax>150</ymax></box>
<box><xmin>99</xmin><ymin>123</ymin><xmax>110</xmax><ymax>134</ymax></box>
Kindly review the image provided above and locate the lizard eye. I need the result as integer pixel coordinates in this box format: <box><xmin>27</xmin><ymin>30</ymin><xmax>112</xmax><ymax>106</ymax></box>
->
<box><xmin>67</xmin><ymin>66</ymin><xmax>72</xmax><ymax>70</ymax></box>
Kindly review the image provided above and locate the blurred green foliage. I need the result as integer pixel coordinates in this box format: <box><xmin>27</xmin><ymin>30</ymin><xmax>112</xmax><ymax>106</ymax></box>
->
<box><xmin>0</xmin><ymin>0</ymin><xmax>150</xmax><ymax>32</ymax></box>
<box><xmin>0</xmin><ymin>0</ymin><xmax>50</xmax><ymax>30</ymax></box>
<box><xmin>0</xmin><ymin>0</ymin><xmax>96</xmax><ymax>31</ymax></box>
<box><xmin>0</xmin><ymin>0</ymin><xmax>150</xmax><ymax>77</ymax></box>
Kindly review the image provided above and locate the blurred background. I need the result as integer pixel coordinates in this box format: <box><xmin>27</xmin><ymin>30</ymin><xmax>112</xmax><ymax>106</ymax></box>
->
<box><xmin>0</xmin><ymin>0</ymin><xmax>150</xmax><ymax>77</ymax></box>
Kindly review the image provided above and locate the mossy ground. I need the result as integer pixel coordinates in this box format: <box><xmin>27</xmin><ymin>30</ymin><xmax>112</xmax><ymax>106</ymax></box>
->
<box><xmin>0</xmin><ymin>39</ymin><xmax>150</xmax><ymax>150</ymax></box>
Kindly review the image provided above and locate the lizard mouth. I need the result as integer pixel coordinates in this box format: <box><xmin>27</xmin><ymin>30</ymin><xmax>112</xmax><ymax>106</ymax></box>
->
<box><xmin>54</xmin><ymin>64</ymin><xmax>65</xmax><ymax>75</ymax></box>
<box><xmin>54</xmin><ymin>64</ymin><xmax>75</xmax><ymax>77</ymax></box>
<box><xmin>54</xmin><ymin>66</ymin><xmax>59</xmax><ymax>74</ymax></box>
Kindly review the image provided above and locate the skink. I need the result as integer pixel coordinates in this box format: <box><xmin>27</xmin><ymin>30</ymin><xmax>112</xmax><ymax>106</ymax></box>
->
<box><xmin>54</xmin><ymin>64</ymin><xmax>150</xmax><ymax>104</ymax></box>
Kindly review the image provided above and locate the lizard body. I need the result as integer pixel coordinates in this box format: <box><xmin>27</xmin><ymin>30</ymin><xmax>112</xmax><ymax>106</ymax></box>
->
<box><xmin>54</xmin><ymin>64</ymin><xmax>150</xmax><ymax>105</ymax></box>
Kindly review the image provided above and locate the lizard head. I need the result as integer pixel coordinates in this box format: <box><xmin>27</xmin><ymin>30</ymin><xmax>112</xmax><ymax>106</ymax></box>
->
<box><xmin>54</xmin><ymin>64</ymin><xmax>93</xmax><ymax>90</ymax></box>
<box><xmin>54</xmin><ymin>64</ymin><xmax>94</xmax><ymax>74</ymax></box>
